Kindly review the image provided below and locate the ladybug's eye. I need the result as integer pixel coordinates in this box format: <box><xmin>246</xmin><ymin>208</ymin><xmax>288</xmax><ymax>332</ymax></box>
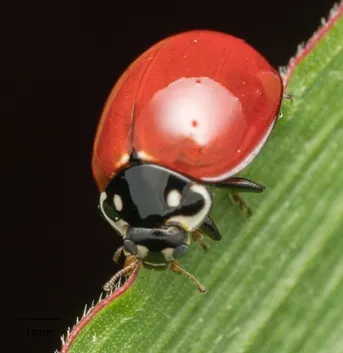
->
<box><xmin>166</xmin><ymin>189</ymin><xmax>182</xmax><ymax>208</ymax></box>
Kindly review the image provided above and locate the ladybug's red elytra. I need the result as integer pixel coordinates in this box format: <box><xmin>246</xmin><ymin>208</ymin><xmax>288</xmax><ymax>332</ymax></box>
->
<box><xmin>92</xmin><ymin>30</ymin><xmax>283</xmax><ymax>293</ymax></box>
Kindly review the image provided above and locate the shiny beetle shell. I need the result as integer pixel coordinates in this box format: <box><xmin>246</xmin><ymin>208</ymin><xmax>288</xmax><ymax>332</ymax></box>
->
<box><xmin>92</xmin><ymin>30</ymin><xmax>283</xmax><ymax>191</ymax></box>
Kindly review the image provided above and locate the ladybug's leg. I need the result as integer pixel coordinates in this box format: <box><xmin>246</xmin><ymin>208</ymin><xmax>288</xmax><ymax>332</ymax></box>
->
<box><xmin>191</xmin><ymin>215</ymin><xmax>222</xmax><ymax>250</ymax></box>
<box><xmin>169</xmin><ymin>261</ymin><xmax>206</xmax><ymax>294</ymax></box>
<box><xmin>209</xmin><ymin>177</ymin><xmax>265</xmax><ymax>217</ymax></box>
<box><xmin>229</xmin><ymin>192</ymin><xmax>252</xmax><ymax>217</ymax></box>
<box><xmin>191</xmin><ymin>231</ymin><xmax>208</xmax><ymax>251</ymax></box>
<box><xmin>278</xmin><ymin>93</ymin><xmax>293</xmax><ymax>119</ymax></box>
<box><xmin>103</xmin><ymin>256</ymin><xmax>140</xmax><ymax>292</ymax></box>
<box><xmin>283</xmin><ymin>92</ymin><xmax>293</xmax><ymax>103</ymax></box>
<box><xmin>113</xmin><ymin>246</ymin><xmax>124</xmax><ymax>264</ymax></box>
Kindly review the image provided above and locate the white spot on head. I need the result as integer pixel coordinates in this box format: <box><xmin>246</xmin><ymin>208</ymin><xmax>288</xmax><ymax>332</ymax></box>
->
<box><xmin>113</xmin><ymin>194</ymin><xmax>123</xmax><ymax>211</ymax></box>
<box><xmin>161</xmin><ymin>248</ymin><xmax>174</xmax><ymax>262</ymax></box>
<box><xmin>136</xmin><ymin>245</ymin><xmax>149</xmax><ymax>259</ymax></box>
<box><xmin>189</xmin><ymin>184</ymin><xmax>212</xmax><ymax>227</ymax></box>
<box><xmin>166</xmin><ymin>183</ymin><xmax>212</xmax><ymax>231</ymax></box>
<box><xmin>166</xmin><ymin>189</ymin><xmax>182</xmax><ymax>208</ymax></box>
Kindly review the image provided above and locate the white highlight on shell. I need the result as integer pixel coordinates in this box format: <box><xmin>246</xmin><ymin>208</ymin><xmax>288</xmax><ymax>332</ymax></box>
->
<box><xmin>116</xmin><ymin>153</ymin><xmax>130</xmax><ymax>168</ymax></box>
<box><xmin>113</xmin><ymin>194</ymin><xmax>123</xmax><ymax>211</ymax></box>
<box><xmin>152</xmin><ymin>77</ymin><xmax>242</xmax><ymax>146</ymax></box>
<box><xmin>166</xmin><ymin>189</ymin><xmax>182</xmax><ymax>208</ymax></box>
<box><xmin>137</xmin><ymin>150</ymin><xmax>154</xmax><ymax>161</ymax></box>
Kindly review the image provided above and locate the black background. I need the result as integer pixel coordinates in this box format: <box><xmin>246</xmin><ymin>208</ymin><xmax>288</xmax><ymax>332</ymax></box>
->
<box><xmin>3</xmin><ymin>1</ymin><xmax>338</xmax><ymax>352</ymax></box>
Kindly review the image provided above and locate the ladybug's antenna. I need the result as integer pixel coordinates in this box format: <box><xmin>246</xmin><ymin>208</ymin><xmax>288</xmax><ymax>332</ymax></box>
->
<box><xmin>169</xmin><ymin>261</ymin><xmax>207</xmax><ymax>294</ymax></box>
<box><xmin>103</xmin><ymin>259</ymin><xmax>140</xmax><ymax>292</ymax></box>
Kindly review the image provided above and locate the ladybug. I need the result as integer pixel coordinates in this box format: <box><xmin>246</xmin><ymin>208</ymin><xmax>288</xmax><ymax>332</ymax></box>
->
<box><xmin>92</xmin><ymin>30</ymin><xmax>283</xmax><ymax>293</ymax></box>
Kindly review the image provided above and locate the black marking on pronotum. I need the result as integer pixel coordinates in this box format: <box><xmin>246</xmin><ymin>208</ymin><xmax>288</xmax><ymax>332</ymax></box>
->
<box><xmin>102</xmin><ymin>164</ymin><xmax>207</xmax><ymax>228</ymax></box>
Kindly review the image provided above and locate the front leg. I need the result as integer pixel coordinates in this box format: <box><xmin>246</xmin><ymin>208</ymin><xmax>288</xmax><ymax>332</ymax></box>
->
<box><xmin>191</xmin><ymin>231</ymin><xmax>208</xmax><ymax>251</ymax></box>
<box><xmin>169</xmin><ymin>261</ymin><xmax>206</xmax><ymax>293</ymax></box>
<box><xmin>113</xmin><ymin>246</ymin><xmax>124</xmax><ymax>264</ymax></box>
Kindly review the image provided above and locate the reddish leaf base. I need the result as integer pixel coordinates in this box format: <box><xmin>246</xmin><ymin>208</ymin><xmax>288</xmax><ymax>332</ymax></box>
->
<box><xmin>59</xmin><ymin>269</ymin><xmax>139</xmax><ymax>353</ymax></box>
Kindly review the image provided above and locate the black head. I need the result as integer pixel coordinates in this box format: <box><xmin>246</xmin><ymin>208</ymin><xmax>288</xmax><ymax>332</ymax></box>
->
<box><xmin>99</xmin><ymin>163</ymin><xmax>212</xmax><ymax>265</ymax></box>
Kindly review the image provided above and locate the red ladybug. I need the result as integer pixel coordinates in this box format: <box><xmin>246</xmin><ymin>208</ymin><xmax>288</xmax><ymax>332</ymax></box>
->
<box><xmin>92</xmin><ymin>30</ymin><xmax>283</xmax><ymax>293</ymax></box>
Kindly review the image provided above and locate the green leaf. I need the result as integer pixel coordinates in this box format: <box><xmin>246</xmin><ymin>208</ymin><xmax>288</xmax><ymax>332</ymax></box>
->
<box><xmin>61</xmin><ymin>5</ymin><xmax>343</xmax><ymax>353</ymax></box>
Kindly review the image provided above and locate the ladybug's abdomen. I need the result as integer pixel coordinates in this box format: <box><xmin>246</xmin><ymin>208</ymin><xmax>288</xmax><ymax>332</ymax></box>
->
<box><xmin>132</xmin><ymin>31</ymin><xmax>283</xmax><ymax>181</ymax></box>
